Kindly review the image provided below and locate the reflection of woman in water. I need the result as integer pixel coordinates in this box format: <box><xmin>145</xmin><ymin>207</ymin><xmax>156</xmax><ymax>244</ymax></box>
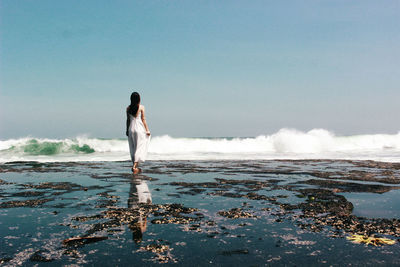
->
<box><xmin>128</xmin><ymin>178</ymin><xmax>152</xmax><ymax>243</ymax></box>
<box><xmin>126</xmin><ymin>92</ymin><xmax>151</xmax><ymax>174</ymax></box>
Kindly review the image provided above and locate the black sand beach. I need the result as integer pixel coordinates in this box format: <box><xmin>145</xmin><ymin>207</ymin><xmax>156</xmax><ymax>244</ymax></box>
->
<box><xmin>1</xmin><ymin>160</ymin><xmax>400</xmax><ymax>266</ymax></box>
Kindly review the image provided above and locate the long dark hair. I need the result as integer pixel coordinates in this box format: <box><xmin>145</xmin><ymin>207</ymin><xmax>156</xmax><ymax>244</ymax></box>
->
<box><xmin>128</xmin><ymin>92</ymin><xmax>140</xmax><ymax>116</ymax></box>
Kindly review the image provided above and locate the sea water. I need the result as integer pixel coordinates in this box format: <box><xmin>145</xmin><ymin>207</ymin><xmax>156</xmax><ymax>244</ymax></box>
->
<box><xmin>1</xmin><ymin>128</ymin><xmax>400</xmax><ymax>163</ymax></box>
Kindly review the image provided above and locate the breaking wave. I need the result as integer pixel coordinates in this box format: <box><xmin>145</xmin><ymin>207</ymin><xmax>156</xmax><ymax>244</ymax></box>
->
<box><xmin>1</xmin><ymin>129</ymin><xmax>400</xmax><ymax>162</ymax></box>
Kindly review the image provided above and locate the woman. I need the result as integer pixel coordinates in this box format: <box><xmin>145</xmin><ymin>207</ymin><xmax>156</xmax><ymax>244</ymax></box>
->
<box><xmin>126</xmin><ymin>92</ymin><xmax>151</xmax><ymax>174</ymax></box>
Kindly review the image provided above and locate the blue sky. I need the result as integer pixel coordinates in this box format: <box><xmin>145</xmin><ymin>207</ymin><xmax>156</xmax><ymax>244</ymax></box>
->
<box><xmin>1</xmin><ymin>0</ymin><xmax>399</xmax><ymax>138</ymax></box>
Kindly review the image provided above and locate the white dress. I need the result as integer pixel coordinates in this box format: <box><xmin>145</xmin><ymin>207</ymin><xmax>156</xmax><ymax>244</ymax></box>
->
<box><xmin>128</xmin><ymin>180</ymin><xmax>152</xmax><ymax>207</ymax></box>
<box><xmin>128</xmin><ymin>110</ymin><xmax>150</xmax><ymax>163</ymax></box>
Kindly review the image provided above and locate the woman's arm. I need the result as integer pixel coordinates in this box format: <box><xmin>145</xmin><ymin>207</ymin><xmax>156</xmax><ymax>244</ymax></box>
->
<box><xmin>141</xmin><ymin>106</ymin><xmax>151</xmax><ymax>136</ymax></box>
<box><xmin>126</xmin><ymin>107</ymin><xmax>130</xmax><ymax>136</ymax></box>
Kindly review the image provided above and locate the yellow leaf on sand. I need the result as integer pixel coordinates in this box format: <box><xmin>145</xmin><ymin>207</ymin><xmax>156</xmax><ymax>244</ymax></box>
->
<box><xmin>346</xmin><ymin>234</ymin><xmax>396</xmax><ymax>246</ymax></box>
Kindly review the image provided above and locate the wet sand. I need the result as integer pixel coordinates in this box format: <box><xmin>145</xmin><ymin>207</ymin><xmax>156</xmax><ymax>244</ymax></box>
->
<box><xmin>1</xmin><ymin>160</ymin><xmax>400</xmax><ymax>265</ymax></box>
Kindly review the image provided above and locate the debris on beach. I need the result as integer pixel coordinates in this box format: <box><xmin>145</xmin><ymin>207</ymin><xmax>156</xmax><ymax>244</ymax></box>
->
<box><xmin>139</xmin><ymin>242</ymin><xmax>176</xmax><ymax>263</ymax></box>
<box><xmin>139</xmin><ymin>243</ymin><xmax>170</xmax><ymax>253</ymax></box>
<box><xmin>218</xmin><ymin>208</ymin><xmax>258</xmax><ymax>219</ymax></box>
<box><xmin>0</xmin><ymin>198</ymin><xmax>54</xmax><ymax>208</ymax></box>
<box><xmin>220</xmin><ymin>249</ymin><xmax>249</xmax><ymax>255</ymax></box>
<box><xmin>63</xmin><ymin>236</ymin><xmax>108</xmax><ymax>246</ymax></box>
<box><xmin>346</xmin><ymin>234</ymin><xmax>396</xmax><ymax>246</ymax></box>
<box><xmin>29</xmin><ymin>250</ymin><xmax>54</xmax><ymax>262</ymax></box>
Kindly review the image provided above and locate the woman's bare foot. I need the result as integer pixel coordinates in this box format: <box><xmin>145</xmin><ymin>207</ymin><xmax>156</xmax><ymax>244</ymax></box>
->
<box><xmin>132</xmin><ymin>167</ymin><xmax>140</xmax><ymax>174</ymax></box>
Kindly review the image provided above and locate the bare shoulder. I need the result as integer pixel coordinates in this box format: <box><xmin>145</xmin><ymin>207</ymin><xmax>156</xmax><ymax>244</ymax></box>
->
<box><xmin>126</xmin><ymin>106</ymin><xmax>130</xmax><ymax>112</ymax></box>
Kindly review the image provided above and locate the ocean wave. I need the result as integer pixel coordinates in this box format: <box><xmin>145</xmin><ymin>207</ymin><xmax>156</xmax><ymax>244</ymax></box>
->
<box><xmin>8</xmin><ymin>139</ymin><xmax>94</xmax><ymax>155</ymax></box>
<box><xmin>1</xmin><ymin>129</ymin><xmax>400</xmax><ymax>162</ymax></box>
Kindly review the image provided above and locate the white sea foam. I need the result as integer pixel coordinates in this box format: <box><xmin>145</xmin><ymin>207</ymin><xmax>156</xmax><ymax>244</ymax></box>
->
<box><xmin>1</xmin><ymin>129</ymin><xmax>400</xmax><ymax>162</ymax></box>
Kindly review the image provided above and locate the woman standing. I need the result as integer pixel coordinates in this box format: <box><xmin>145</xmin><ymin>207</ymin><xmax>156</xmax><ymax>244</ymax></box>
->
<box><xmin>126</xmin><ymin>92</ymin><xmax>151</xmax><ymax>174</ymax></box>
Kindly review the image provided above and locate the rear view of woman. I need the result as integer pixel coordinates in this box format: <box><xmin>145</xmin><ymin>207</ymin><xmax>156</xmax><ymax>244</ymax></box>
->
<box><xmin>126</xmin><ymin>92</ymin><xmax>151</xmax><ymax>174</ymax></box>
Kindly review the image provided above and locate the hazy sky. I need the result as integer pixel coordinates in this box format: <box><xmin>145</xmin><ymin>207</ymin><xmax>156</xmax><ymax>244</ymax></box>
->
<box><xmin>1</xmin><ymin>0</ymin><xmax>399</xmax><ymax>138</ymax></box>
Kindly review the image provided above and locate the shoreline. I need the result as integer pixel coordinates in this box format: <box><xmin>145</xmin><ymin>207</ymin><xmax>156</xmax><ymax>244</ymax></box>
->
<box><xmin>2</xmin><ymin>157</ymin><xmax>400</xmax><ymax>163</ymax></box>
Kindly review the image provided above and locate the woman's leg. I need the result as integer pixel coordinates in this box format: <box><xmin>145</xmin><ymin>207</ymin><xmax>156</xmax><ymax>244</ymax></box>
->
<box><xmin>132</xmin><ymin>162</ymin><xmax>140</xmax><ymax>174</ymax></box>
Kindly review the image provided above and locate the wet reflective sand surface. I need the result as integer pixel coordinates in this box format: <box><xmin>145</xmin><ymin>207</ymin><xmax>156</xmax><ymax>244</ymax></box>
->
<box><xmin>1</xmin><ymin>160</ymin><xmax>400</xmax><ymax>265</ymax></box>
